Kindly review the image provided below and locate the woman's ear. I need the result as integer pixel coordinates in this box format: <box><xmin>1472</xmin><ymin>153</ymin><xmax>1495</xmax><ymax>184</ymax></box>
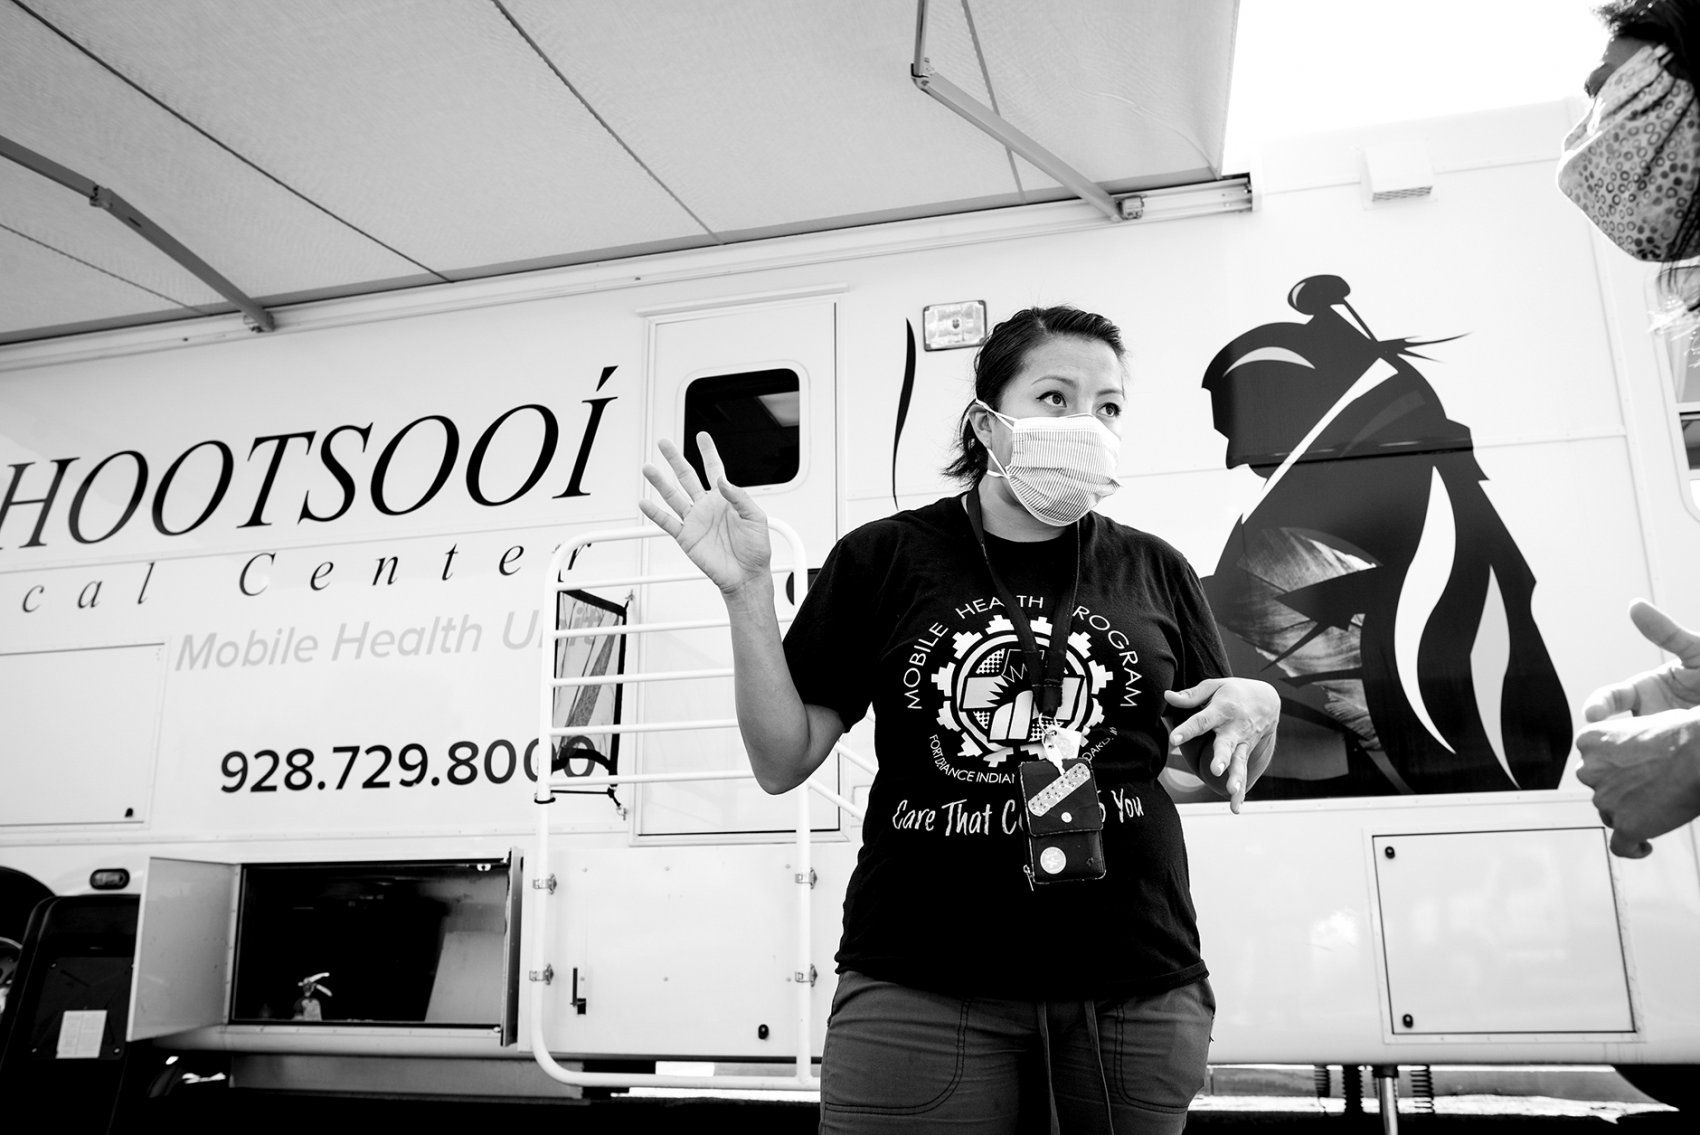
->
<box><xmin>967</xmin><ymin>403</ymin><xmax>995</xmax><ymax>450</ymax></box>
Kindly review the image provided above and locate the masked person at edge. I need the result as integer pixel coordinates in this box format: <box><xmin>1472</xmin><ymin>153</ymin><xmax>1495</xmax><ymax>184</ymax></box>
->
<box><xmin>1560</xmin><ymin>0</ymin><xmax>1700</xmax><ymax>858</ymax></box>
<box><xmin>641</xmin><ymin>306</ymin><xmax>1279</xmax><ymax>1133</ymax></box>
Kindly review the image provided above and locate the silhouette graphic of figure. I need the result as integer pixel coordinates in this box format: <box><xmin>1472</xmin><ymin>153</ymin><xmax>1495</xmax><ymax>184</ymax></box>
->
<box><xmin>1197</xmin><ymin>275</ymin><xmax>1569</xmax><ymax>797</ymax></box>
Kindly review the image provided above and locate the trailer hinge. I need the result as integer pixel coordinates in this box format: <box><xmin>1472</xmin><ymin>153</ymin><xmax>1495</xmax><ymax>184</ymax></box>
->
<box><xmin>532</xmin><ymin>874</ymin><xmax>557</xmax><ymax>893</ymax></box>
<box><xmin>794</xmin><ymin>869</ymin><xmax>817</xmax><ymax>888</ymax></box>
<box><xmin>793</xmin><ymin>965</ymin><xmax>819</xmax><ymax>987</ymax></box>
<box><xmin>529</xmin><ymin>964</ymin><xmax>554</xmax><ymax>985</ymax></box>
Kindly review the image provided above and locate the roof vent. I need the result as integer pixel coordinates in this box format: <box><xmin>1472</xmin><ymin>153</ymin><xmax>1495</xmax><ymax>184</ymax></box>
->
<box><xmin>1362</xmin><ymin>141</ymin><xmax>1434</xmax><ymax>204</ymax></box>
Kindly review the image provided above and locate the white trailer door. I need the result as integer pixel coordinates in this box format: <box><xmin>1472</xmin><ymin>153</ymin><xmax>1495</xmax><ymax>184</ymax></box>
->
<box><xmin>128</xmin><ymin>857</ymin><xmax>238</xmax><ymax>1040</ymax></box>
<box><xmin>635</xmin><ymin>296</ymin><xmax>842</xmax><ymax>837</ymax></box>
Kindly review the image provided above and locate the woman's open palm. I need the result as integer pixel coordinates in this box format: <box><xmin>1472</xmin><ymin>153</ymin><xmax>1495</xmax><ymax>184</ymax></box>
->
<box><xmin>639</xmin><ymin>433</ymin><xmax>771</xmax><ymax>594</ymax></box>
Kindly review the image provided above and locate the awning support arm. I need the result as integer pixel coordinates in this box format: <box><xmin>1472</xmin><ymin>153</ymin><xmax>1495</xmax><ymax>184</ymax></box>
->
<box><xmin>909</xmin><ymin>0</ymin><xmax>1127</xmax><ymax>224</ymax></box>
<box><xmin>0</xmin><ymin>133</ymin><xmax>275</xmax><ymax>332</ymax></box>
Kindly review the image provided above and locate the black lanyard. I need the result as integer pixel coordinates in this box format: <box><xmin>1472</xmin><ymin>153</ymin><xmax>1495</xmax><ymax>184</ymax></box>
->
<box><xmin>962</xmin><ymin>490</ymin><xmax>1081</xmax><ymax>719</ymax></box>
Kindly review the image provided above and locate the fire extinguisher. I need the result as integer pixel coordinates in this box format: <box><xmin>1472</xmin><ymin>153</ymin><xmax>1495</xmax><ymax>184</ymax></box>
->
<box><xmin>292</xmin><ymin>972</ymin><xmax>333</xmax><ymax>1021</ymax></box>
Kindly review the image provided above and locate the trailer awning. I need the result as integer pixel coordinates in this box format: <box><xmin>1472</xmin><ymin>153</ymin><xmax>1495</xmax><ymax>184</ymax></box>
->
<box><xmin>0</xmin><ymin>0</ymin><xmax>1238</xmax><ymax>345</ymax></box>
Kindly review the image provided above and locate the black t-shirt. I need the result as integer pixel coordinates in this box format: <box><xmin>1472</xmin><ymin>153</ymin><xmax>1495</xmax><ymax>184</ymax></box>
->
<box><xmin>782</xmin><ymin>495</ymin><xmax>1229</xmax><ymax>1001</ymax></box>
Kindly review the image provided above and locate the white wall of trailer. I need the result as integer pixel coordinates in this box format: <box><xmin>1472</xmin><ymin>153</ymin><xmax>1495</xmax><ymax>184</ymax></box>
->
<box><xmin>1</xmin><ymin>98</ymin><xmax>1698</xmax><ymax>1079</ymax></box>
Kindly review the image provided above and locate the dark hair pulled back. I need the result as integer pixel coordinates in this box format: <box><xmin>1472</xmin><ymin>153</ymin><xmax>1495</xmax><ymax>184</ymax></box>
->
<box><xmin>944</xmin><ymin>305</ymin><xmax>1128</xmax><ymax>484</ymax></box>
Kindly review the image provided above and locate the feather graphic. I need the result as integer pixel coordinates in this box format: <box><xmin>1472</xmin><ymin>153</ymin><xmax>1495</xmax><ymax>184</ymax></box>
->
<box><xmin>1471</xmin><ymin>566</ymin><xmax>1516</xmax><ymax>786</ymax></box>
<box><xmin>1395</xmin><ymin>469</ymin><xmax>1456</xmax><ymax>754</ymax></box>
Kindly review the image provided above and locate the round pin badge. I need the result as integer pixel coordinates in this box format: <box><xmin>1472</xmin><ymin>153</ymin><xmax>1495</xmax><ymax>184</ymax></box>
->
<box><xmin>1040</xmin><ymin>846</ymin><xmax>1067</xmax><ymax>874</ymax></box>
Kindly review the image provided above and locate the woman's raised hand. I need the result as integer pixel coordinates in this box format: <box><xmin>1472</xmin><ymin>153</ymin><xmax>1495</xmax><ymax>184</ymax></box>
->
<box><xmin>640</xmin><ymin>433</ymin><xmax>772</xmax><ymax>596</ymax></box>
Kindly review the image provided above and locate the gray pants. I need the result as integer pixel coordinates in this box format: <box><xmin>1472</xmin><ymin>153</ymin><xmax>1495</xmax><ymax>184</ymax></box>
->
<box><xmin>818</xmin><ymin>971</ymin><xmax>1215</xmax><ymax>1134</ymax></box>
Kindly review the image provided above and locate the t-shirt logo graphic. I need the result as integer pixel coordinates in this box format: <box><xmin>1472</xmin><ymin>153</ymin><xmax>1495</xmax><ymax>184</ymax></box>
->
<box><xmin>934</xmin><ymin>614</ymin><xmax>1113</xmax><ymax>766</ymax></box>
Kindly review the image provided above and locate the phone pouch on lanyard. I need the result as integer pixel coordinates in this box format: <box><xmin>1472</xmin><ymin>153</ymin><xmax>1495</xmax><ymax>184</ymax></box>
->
<box><xmin>1018</xmin><ymin>756</ymin><xmax>1106</xmax><ymax>885</ymax></box>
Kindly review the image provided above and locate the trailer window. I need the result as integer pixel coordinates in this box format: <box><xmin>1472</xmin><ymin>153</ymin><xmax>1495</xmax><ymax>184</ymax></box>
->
<box><xmin>1653</xmin><ymin>282</ymin><xmax>1700</xmax><ymax>507</ymax></box>
<box><xmin>1671</xmin><ymin>413</ymin><xmax>1700</xmax><ymax>508</ymax></box>
<box><xmin>1675</xmin><ymin>383</ymin><xmax>1700</xmax><ymax>506</ymax></box>
<box><xmin>682</xmin><ymin>369</ymin><xmax>800</xmax><ymax>488</ymax></box>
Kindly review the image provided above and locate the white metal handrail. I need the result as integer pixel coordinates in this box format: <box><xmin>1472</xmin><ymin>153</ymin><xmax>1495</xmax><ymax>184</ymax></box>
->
<box><xmin>836</xmin><ymin>744</ymin><xmax>878</xmax><ymax>778</ymax></box>
<box><xmin>557</xmin><ymin>616</ymin><xmax>771</xmax><ymax>638</ymax></box>
<box><xmin>539</xmin><ymin>750</ymin><xmax>866</xmax><ymax>809</ymax></box>
<box><xmin>547</xmin><ymin>718</ymin><xmax>738</xmax><ymax>736</ymax></box>
<box><xmin>550</xmin><ymin>667</ymin><xmax>732</xmax><ymax>686</ymax></box>
<box><xmin>530</xmin><ymin>518</ymin><xmax>859</xmax><ymax>1093</ymax></box>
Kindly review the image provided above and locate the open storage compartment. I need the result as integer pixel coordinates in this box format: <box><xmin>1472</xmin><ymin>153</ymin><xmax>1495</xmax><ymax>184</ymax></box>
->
<box><xmin>130</xmin><ymin>853</ymin><xmax>522</xmax><ymax>1043</ymax></box>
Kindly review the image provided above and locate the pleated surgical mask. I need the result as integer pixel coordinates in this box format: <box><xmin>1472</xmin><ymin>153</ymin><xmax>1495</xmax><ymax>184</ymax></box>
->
<box><xmin>976</xmin><ymin>401</ymin><xmax>1122</xmax><ymax>526</ymax></box>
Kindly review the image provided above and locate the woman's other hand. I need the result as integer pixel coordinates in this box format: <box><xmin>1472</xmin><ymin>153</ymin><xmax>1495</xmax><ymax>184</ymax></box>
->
<box><xmin>640</xmin><ymin>433</ymin><xmax>772</xmax><ymax>597</ymax></box>
<box><xmin>1164</xmin><ymin>677</ymin><xmax>1280</xmax><ymax>813</ymax></box>
<box><xmin>1582</xmin><ymin>599</ymin><xmax>1700</xmax><ymax>722</ymax></box>
<box><xmin>1575</xmin><ymin>599</ymin><xmax>1700</xmax><ymax>857</ymax></box>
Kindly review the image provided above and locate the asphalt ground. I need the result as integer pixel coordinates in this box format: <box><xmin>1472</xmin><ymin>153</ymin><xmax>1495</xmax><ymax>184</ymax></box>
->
<box><xmin>129</xmin><ymin>1092</ymin><xmax>1684</xmax><ymax>1134</ymax></box>
<box><xmin>120</xmin><ymin>1065</ymin><xmax>1682</xmax><ymax>1134</ymax></box>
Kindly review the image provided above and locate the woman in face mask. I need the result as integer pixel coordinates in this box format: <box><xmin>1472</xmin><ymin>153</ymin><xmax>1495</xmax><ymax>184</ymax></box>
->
<box><xmin>642</xmin><ymin>305</ymin><xmax>1278</xmax><ymax>1132</ymax></box>
<box><xmin>1559</xmin><ymin>1</ymin><xmax>1700</xmax><ymax>867</ymax></box>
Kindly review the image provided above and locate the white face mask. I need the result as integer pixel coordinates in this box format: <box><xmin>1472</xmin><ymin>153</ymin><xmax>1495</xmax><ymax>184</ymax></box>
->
<box><xmin>1558</xmin><ymin>43</ymin><xmax>1700</xmax><ymax>261</ymax></box>
<box><xmin>976</xmin><ymin>401</ymin><xmax>1121</xmax><ymax>526</ymax></box>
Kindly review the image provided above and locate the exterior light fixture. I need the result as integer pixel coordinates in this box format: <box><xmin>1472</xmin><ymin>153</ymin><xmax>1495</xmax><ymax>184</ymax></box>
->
<box><xmin>922</xmin><ymin>301</ymin><xmax>988</xmax><ymax>351</ymax></box>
